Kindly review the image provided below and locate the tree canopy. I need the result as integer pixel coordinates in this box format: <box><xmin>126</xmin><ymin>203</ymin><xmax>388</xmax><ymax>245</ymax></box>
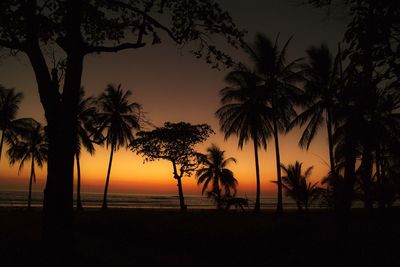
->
<box><xmin>131</xmin><ymin>122</ymin><xmax>214</xmax><ymax>178</ymax></box>
<box><xmin>0</xmin><ymin>0</ymin><xmax>245</xmax><ymax>68</ymax></box>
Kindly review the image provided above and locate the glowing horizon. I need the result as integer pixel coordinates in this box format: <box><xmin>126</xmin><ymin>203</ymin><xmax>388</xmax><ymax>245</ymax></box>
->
<box><xmin>0</xmin><ymin>0</ymin><xmax>344</xmax><ymax>197</ymax></box>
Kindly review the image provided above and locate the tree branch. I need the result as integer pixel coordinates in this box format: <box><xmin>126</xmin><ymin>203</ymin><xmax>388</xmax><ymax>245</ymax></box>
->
<box><xmin>84</xmin><ymin>42</ymin><xmax>146</xmax><ymax>54</ymax></box>
<box><xmin>106</xmin><ymin>0</ymin><xmax>182</xmax><ymax>44</ymax></box>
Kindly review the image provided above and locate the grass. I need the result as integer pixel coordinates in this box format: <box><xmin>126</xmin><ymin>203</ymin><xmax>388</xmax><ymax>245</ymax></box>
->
<box><xmin>1</xmin><ymin>208</ymin><xmax>399</xmax><ymax>266</ymax></box>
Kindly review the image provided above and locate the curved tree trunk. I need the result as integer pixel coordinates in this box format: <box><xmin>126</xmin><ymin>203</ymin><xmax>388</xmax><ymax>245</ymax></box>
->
<box><xmin>253</xmin><ymin>139</ymin><xmax>261</xmax><ymax>213</ymax></box>
<box><xmin>0</xmin><ymin>130</ymin><xmax>5</xmax><ymax>161</ymax></box>
<box><xmin>28</xmin><ymin>156</ymin><xmax>35</xmax><ymax>210</ymax></box>
<box><xmin>272</xmin><ymin>115</ymin><xmax>283</xmax><ymax>214</ymax></box>
<box><xmin>102</xmin><ymin>144</ymin><xmax>115</xmax><ymax>210</ymax></box>
<box><xmin>172</xmin><ymin>162</ymin><xmax>186</xmax><ymax>212</ymax></box>
<box><xmin>176</xmin><ymin>176</ymin><xmax>186</xmax><ymax>212</ymax></box>
<box><xmin>76</xmin><ymin>153</ymin><xmax>83</xmax><ymax>211</ymax></box>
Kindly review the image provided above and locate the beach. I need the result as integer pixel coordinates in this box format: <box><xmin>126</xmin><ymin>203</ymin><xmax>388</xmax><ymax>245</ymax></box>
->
<box><xmin>1</xmin><ymin>207</ymin><xmax>400</xmax><ymax>266</ymax></box>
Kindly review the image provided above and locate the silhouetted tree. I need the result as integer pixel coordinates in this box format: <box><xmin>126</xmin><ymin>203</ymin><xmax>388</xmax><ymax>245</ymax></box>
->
<box><xmin>276</xmin><ymin>161</ymin><xmax>321</xmax><ymax>211</ymax></box>
<box><xmin>0</xmin><ymin>86</ymin><xmax>30</xmax><ymax>162</ymax></box>
<box><xmin>0</xmin><ymin>0</ymin><xmax>244</xmax><ymax>234</ymax></box>
<box><xmin>216</xmin><ymin>69</ymin><xmax>272</xmax><ymax>213</ymax></box>
<box><xmin>74</xmin><ymin>88</ymin><xmax>98</xmax><ymax>211</ymax></box>
<box><xmin>309</xmin><ymin>0</ymin><xmax>400</xmax><ymax>215</ymax></box>
<box><xmin>196</xmin><ymin>144</ymin><xmax>238</xmax><ymax>209</ymax></box>
<box><xmin>290</xmin><ymin>44</ymin><xmax>340</xmax><ymax>174</ymax></box>
<box><xmin>7</xmin><ymin>119</ymin><xmax>48</xmax><ymax>209</ymax></box>
<box><xmin>97</xmin><ymin>84</ymin><xmax>141</xmax><ymax>210</ymax></box>
<box><xmin>131</xmin><ymin>122</ymin><xmax>213</xmax><ymax>212</ymax></box>
<box><xmin>244</xmin><ymin>33</ymin><xmax>302</xmax><ymax>214</ymax></box>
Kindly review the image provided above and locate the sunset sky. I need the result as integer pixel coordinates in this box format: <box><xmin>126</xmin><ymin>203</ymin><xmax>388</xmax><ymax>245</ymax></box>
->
<box><xmin>0</xmin><ymin>0</ymin><xmax>347</xmax><ymax>197</ymax></box>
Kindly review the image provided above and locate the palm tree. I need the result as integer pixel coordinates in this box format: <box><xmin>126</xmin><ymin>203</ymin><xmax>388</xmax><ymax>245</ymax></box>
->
<box><xmin>74</xmin><ymin>88</ymin><xmax>98</xmax><ymax>211</ymax></box>
<box><xmin>244</xmin><ymin>33</ymin><xmax>302</xmax><ymax>214</ymax></box>
<box><xmin>0</xmin><ymin>86</ymin><xmax>26</xmax><ymax>161</ymax></box>
<box><xmin>97</xmin><ymin>84</ymin><xmax>141</xmax><ymax>210</ymax></box>
<box><xmin>290</xmin><ymin>44</ymin><xmax>340</xmax><ymax>175</ymax></box>
<box><xmin>7</xmin><ymin>119</ymin><xmax>48</xmax><ymax>209</ymax></box>
<box><xmin>196</xmin><ymin>144</ymin><xmax>238</xmax><ymax>209</ymax></box>
<box><xmin>278</xmin><ymin>161</ymin><xmax>321</xmax><ymax>211</ymax></box>
<box><xmin>216</xmin><ymin>69</ymin><xmax>272</xmax><ymax>213</ymax></box>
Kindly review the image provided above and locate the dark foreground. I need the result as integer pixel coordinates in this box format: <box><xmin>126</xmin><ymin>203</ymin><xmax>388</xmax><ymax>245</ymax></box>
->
<box><xmin>1</xmin><ymin>208</ymin><xmax>400</xmax><ymax>266</ymax></box>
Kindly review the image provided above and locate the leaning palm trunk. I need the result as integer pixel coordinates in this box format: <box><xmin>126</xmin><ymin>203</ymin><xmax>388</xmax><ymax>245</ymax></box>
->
<box><xmin>76</xmin><ymin>153</ymin><xmax>83</xmax><ymax>211</ymax></box>
<box><xmin>102</xmin><ymin>144</ymin><xmax>115</xmax><ymax>210</ymax></box>
<box><xmin>253</xmin><ymin>138</ymin><xmax>261</xmax><ymax>213</ymax></box>
<box><xmin>28</xmin><ymin>155</ymin><xmax>35</xmax><ymax>209</ymax></box>
<box><xmin>272</xmin><ymin>112</ymin><xmax>283</xmax><ymax>214</ymax></box>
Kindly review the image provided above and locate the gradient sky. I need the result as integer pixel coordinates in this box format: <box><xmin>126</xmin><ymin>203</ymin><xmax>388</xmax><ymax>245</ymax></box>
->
<box><xmin>0</xmin><ymin>0</ymin><xmax>347</xmax><ymax>197</ymax></box>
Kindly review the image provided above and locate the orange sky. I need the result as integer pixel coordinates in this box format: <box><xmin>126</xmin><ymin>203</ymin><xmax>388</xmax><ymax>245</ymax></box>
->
<box><xmin>0</xmin><ymin>0</ymin><xmax>346</xmax><ymax>197</ymax></box>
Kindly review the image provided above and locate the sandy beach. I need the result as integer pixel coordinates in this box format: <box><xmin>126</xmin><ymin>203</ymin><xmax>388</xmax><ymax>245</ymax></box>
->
<box><xmin>1</xmin><ymin>207</ymin><xmax>400</xmax><ymax>266</ymax></box>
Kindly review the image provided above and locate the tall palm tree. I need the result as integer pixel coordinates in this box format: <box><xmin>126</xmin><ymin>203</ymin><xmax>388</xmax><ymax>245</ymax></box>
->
<box><xmin>196</xmin><ymin>144</ymin><xmax>238</xmax><ymax>209</ymax></box>
<box><xmin>7</xmin><ymin>119</ymin><xmax>48</xmax><ymax>209</ymax></box>
<box><xmin>245</xmin><ymin>33</ymin><xmax>302</xmax><ymax>213</ymax></box>
<box><xmin>216</xmin><ymin>69</ymin><xmax>272</xmax><ymax>213</ymax></box>
<box><xmin>278</xmin><ymin>161</ymin><xmax>321</xmax><ymax>211</ymax></box>
<box><xmin>74</xmin><ymin>88</ymin><xmax>98</xmax><ymax>211</ymax></box>
<box><xmin>290</xmin><ymin>44</ymin><xmax>340</xmax><ymax>175</ymax></box>
<box><xmin>0</xmin><ymin>86</ymin><xmax>25</xmax><ymax>161</ymax></box>
<box><xmin>97</xmin><ymin>84</ymin><xmax>141</xmax><ymax>210</ymax></box>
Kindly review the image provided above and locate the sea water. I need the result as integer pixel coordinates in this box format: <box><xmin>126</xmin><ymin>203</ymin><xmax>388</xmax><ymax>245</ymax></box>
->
<box><xmin>0</xmin><ymin>190</ymin><xmax>304</xmax><ymax>210</ymax></box>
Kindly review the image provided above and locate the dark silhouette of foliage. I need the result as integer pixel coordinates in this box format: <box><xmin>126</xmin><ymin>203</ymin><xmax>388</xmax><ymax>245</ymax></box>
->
<box><xmin>7</xmin><ymin>119</ymin><xmax>48</xmax><ymax>209</ymax></box>
<box><xmin>131</xmin><ymin>122</ymin><xmax>214</xmax><ymax>212</ymax></box>
<box><xmin>290</xmin><ymin>44</ymin><xmax>340</xmax><ymax>172</ymax></box>
<box><xmin>307</xmin><ymin>0</ymin><xmax>400</xmax><ymax>214</ymax></box>
<box><xmin>216</xmin><ymin>69</ymin><xmax>272</xmax><ymax>213</ymax></box>
<box><xmin>276</xmin><ymin>161</ymin><xmax>322</xmax><ymax>211</ymax></box>
<box><xmin>196</xmin><ymin>144</ymin><xmax>238</xmax><ymax>209</ymax></box>
<box><xmin>0</xmin><ymin>86</ymin><xmax>32</xmax><ymax>162</ymax></box>
<box><xmin>0</xmin><ymin>0</ymin><xmax>244</xmax><ymax>234</ymax></box>
<box><xmin>244</xmin><ymin>33</ymin><xmax>303</xmax><ymax>214</ymax></box>
<box><xmin>74</xmin><ymin>88</ymin><xmax>98</xmax><ymax>211</ymax></box>
<box><xmin>97</xmin><ymin>84</ymin><xmax>141</xmax><ymax>210</ymax></box>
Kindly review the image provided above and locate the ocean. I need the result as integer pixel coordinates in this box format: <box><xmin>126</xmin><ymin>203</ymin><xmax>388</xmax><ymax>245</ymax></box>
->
<box><xmin>0</xmin><ymin>190</ymin><xmax>304</xmax><ymax>210</ymax></box>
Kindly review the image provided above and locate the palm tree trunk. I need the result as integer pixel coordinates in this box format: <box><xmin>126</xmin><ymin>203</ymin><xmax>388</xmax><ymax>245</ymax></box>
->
<box><xmin>326</xmin><ymin>109</ymin><xmax>335</xmax><ymax>173</ymax></box>
<box><xmin>253</xmin><ymin>138</ymin><xmax>261</xmax><ymax>213</ymax></box>
<box><xmin>76</xmin><ymin>153</ymin><xmax>83</xmax><ymax>211</ymax></box>
<box><xmin>341</xmin><ymin>126</ymin><xmax>357</xmax><ymax>214</ymax></box>
<box><xmin>0</xmin><ymin>130</ymin><xmax>5</xmax><ymax>161</ymax></box>
<box><xmin>28</xmin><ymin>155</ymin><xmax>35</xmax><ymax>210</ymax></box>
<box><xmin>102</xmin><ymin>144</ymin><xmax>115</xmax><ymax>210</ymax></box>
<box><xmin>360</xmin><ymin>146</ymin><xmax>373</xmax><ymax>212</ymax></box>
<box><xmin>272</xmin><ymin>116</ymin><xmax>283</xmax><ymax>214</ymax></box>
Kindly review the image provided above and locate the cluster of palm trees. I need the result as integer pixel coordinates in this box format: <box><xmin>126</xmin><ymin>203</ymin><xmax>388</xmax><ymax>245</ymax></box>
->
<box><xmin>0</xmin><ymin>84</ymin><xmax>141</xmax><ymax>210</ymax></box>
<box><xmin>217</xmin><ymin>33</ymin><xmax>400</xmax><ymax>214</ymax></box>
<box><xmin>1</xmin><ymin>35</ymin><xmax>399</xmax><ymax>214</ymax></box>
